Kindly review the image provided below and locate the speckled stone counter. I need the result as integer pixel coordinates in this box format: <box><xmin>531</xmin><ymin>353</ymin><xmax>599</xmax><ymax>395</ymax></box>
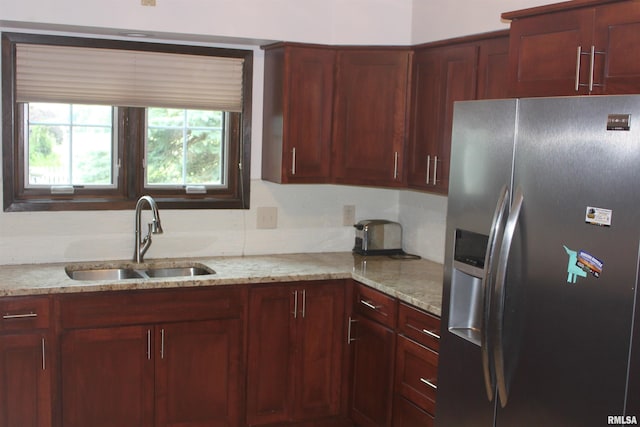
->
<box><xmin>0</xmin><ymin>252</ymin><xmax>443</xmax><ymax>316</ymax></box>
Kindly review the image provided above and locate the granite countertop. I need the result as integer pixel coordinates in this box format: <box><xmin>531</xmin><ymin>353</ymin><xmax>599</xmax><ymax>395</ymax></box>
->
<box><xmin>0</xmin><ymin>252</ymin><xmax>444</xmax><ymax>316</ymax></box>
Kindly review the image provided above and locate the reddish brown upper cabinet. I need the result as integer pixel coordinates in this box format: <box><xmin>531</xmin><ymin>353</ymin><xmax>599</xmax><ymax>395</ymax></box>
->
<box><xmin>406</xmin><ymin>43</ymin><xmax>476</xmax><ymax>194</ymax></box>
<box><xmin>246</xmin><ymin>281</ymin><xmax>346</xmax><ymax>426</ymax></box>
<box><xmin>0</xmin><ymin>296</ymin><xmax>54</xmax><ymax>427</ymax></box>
<box><xmin>262</xmin><ymin>44</ymin><xmax>336</xmax><ymax>183</ymax></box>
<box><xmin>505</xmin><ymin>0</ymin><xmax>640</xmax><ymax>97</ymax></box>
<box><xmin>332</xmin><ymin>48</ymin><xmax>411</xmax><ymax>188</ymax></box>
<box><xmin>58</xmin><ymin>287</ymin><xmax>245</xmax><ymax>427</ymax></box>
<box><xmin>476</xmin><ymin>36</ymin><xmax>511</xmax><ymax>100</ymax></box>
<box><xmin>406</xmin><ymin>32</ymin><xmax>509</xmax><ymax>194</ymax></box>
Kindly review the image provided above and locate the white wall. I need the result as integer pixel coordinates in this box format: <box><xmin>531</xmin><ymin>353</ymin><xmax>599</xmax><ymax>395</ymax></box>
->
<box><xmin>411</xmin><ymin>0</ymin><xmax>555</xmax><ymax>43</ymax></box>
<box><xmin>0</xmin><ymin>0</ymin><xmax>557</xmax><ymax>266</ymax></box>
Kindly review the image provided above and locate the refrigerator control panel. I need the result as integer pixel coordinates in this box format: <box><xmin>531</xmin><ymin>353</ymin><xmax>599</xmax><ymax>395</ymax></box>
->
<box><xmin>454</xmin><ymin>229</ymin><xmax>488</xmax><ymax>270</ymax></box>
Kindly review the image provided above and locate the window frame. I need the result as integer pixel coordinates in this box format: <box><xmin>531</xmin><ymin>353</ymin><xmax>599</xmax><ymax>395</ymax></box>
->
<box><xmin>1</xmin><ymin>32</ymin><xmax>252</xmax><ymax>211</ymax></box>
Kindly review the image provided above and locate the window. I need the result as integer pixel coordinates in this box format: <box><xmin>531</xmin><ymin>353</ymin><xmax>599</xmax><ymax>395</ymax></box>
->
<box><xmin>25</xmin><ymin>103</ymin><xmax>116</xmax><ymax>189</ymax></box>
<box><xmin>2</xmin><ymin>32</ymin><xmax>252</xmax><ymax>211</ymax></box>
<box><xmin>145</xmin><ymin>108</ymin><xmax>226</xmax><ymax>189</ymax></box>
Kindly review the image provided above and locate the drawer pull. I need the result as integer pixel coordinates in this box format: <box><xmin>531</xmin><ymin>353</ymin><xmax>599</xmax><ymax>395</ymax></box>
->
<box><xmin>360</xmin><ymin>300</ymin><xmax>380</xmax><ymax>311</ymax></box>
<box><xmin>422</xmin><ymin>328</ymin><xmax>440</xmax><ymax>340</ymax></box>
<box><xmin>420</xmin><ymin>377</ymin><xmax>437</xmax><ymax>390</ymax></box>
<box><xmin>41</xmin><ymin>337</ymin><xmax>46</xmax><ymax>371</ymax></box>
<box><xmin>347</xmin><ymin>317</ymin><xmax>358</xmax><ymax>344</ymax></box>
<box><xmin>2</xmin><ymin>312</ymin><xmax>38</xmax><ymax>320</ymax></box>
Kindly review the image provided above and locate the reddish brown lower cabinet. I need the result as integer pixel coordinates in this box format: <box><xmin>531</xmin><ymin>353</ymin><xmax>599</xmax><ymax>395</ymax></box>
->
<box><xmin>246</xmin><ymin>281</ymin><xmax>346</xmax><ymax>426</ymax></box>
<box><xmin>349</xmin><ymin>315</ymin><xmax>396</xmax><ymax>427</ymax></box>
<box><xmin>392</xmin><ymin>396</ymin><xmax>434</xmax><ymax>427</ymax></box>
<box><xmin>393</xmin><ymin>303</ymin><xmax>441</xmax><ymax>425</ymax></box>
<box><xmin>61</xmin><ymin>325</ymin><xmax>154</xmax><ymax>427</ymax></box>
<box><xmin>155</xmin><ymin>319</ymin><xmax>241</xmax><ymax>427</ymax></box>
<box><xmin>59</xmin><ymin>287</ymin><xmax>245</xmax><ymax>427</ymax></box>
<box><xmin>0</xmin><ymin>296</ymin><xmax>53</xmax><ymax>427</ymax></box>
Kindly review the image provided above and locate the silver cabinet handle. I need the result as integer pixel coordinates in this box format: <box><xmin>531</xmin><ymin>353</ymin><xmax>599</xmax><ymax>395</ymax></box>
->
<box><xmin>292</xmin><ymin>290</ymin><xmax>298</xmax><ymax>318</ymax></box>
<box><xmin>291</xmin><ymin>147</ymin><xmax>297</xmax><ymax>175</ymax></box>
<box><xmin>146</xmin><ymin>329</ymin><xmax>151</xmax><ymax>360</ymax></box>
<box><xmin>575</xmin><ymin>46</ymin><xmax>582</xmax><ymax>91</ymax></box>
<box><xmin>433</xmin><ymin>156</ymin><xmax>438</xmax><ymax>185</ymax></box>
<box><xmin>301</xmin><ymin>289</ymin><xmax>306</xmax><ymax>318</ymax></box>
<box><xmin>588</xmin><ymin>45</ymin><xmax>595</xmax><ymax>92</ymax></box>
<box><xmin>160</xmin><ymin>328</ymin><xmax>165</xmax><ymax>359</ymax></box>
<box><xmin>360</xmin><ymin>299</ymin><xmax>380</xmax><ymax>311</ymax></box>
<box><xmin>2</xmin><ymin>312</ymin><xmax>38</xmax><ymax>319</ymax></box>
<box><xmin>421</xmin><ymin>328</ymin><xmax>440</xmax><ymax>340</ymax></box>
<box><xmin>347</xmin><ymin>317</ymin><xmax>358</xmax><ymax>343</ymax></box>
<box><xmin>420</xmin><ymin>377</ymin><xmax>437</xmax><ymax>390</ymax></box>
<box><xmin>393</xmin><ymin>152</ymin><xmax>399</xmax><ymax>179</ymax></box>
<box><xmin>41</xmin><ymin>337</ymin><xmax>46</xmax><ymax>371</ymax></box>
<box><xmin>426</xmin><ymin>155</ymin><xmax>431</xmax><ymax>184</ymax></box>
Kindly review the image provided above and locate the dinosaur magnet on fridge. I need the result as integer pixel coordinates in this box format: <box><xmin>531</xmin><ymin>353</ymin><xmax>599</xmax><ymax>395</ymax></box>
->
<box><xmin>563</xmin><ymin>245</ymin><xmax>604</xmax><ymax>283</ymax></box>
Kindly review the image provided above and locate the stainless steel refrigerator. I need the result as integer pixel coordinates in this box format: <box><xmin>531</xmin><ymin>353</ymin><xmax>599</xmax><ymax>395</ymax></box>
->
<box><xmin>436</xmin><ymin>96</ymin><xmax>640</xmax><ymax>427</ymax></box>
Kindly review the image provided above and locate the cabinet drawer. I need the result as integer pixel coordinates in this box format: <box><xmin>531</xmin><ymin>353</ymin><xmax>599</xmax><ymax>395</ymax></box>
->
<box><xmin>60</xmin><ymin>286</ymin><xmax>245</xmax><ymax>329</ymax></box>
<box><xmin>395</xmin><ymin>335</ymin><xmax>438</xmax><ymax>415</ymax></box>
<box><xmin>354</xmin><ymin>284</ymin><xmax>397</xmax><ymax>328</ymax></box>
<box><xmin>0</xmin><ymin>296</ymin><xmax>51</xmax><ymax>332</ymax></box>
<box><xmin>398</xmin><ymin>303</ymin><xmax>440</xmax><ymax>351</ymax></box>
<box><xmin>393</xmin><ymin>395</ymin><xmax>434</xmax><ymax>427</ymax></box>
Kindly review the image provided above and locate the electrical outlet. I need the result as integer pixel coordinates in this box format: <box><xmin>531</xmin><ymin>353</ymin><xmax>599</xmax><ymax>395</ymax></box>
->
<box><xmin>141</xmin><ymin>0</ymin><xmax>156</xmax><ymax>6</ymax></box>
<box><xmin>343</xmin><ymin>205</ymin><xmax>356</xmax><ymax>226</ymax></box>
<box><xmin>256</xmin><ymin>207</ymin><xmax>278</xmax><ymax>229</ymax></box>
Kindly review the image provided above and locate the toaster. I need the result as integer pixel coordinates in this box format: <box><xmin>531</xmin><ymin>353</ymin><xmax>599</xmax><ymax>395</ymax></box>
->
<box><xmin>353</xmin><ymin>219</ymin><xmax>404</xmax><ymax>256</ymax></box>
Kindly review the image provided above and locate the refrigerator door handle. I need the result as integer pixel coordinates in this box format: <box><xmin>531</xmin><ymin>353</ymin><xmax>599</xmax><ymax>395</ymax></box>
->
<box><xmin>493</xmin><ymin>186</ymin><xmax>524</xmax><ymax>408</ymax></box>
<box><xmin>481</xmin><ymin>184</ymin><xmax>510</xmax><ymax>402</ymax></box>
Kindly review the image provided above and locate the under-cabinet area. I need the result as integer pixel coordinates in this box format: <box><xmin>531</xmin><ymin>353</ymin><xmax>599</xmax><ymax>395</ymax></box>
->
<box><xmin>0</xmin><ymin>253</ymin><xmax>443</xmax><ymax>427</ymax></box>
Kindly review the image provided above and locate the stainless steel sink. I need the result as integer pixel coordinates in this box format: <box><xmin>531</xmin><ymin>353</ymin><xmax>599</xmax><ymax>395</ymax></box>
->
<box><xmin>144</xmin><ymin>266</ymin><xmax>213</xmax><ymax>278</ymax></box>
<box><xmin>66</xmin><ymin>268</ymin><xmax>144</xmax><ymax>281</ymax></box>
<box><xmin>65</xmin><ymin>263</ymin><xmax>215</xmax><ymax>280</ymax></box>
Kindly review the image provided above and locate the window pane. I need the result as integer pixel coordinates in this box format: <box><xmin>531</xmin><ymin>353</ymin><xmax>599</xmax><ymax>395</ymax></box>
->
<box><xmin>26</xmin><ymin>103</ymin><xmax>114</xmax><ymax>187</ymax></box>
<box><xmin>186</xmin><ymin>129</ymin><xmax>222</xmax><ymax>184</ymax></box>
<box><xmin>146</xmin><ymin>108</ymin><xmax>225</xmax><ymax>187</ymax></box>
<box><xmin>146</xmin><ymin>127</ymin><xmax>184</xmax><ymax>185</ymax></box>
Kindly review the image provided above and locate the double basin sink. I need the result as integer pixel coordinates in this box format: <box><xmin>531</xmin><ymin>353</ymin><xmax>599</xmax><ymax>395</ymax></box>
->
<box><xmin>66</xmin><ymin>262</ymin><xmax>215</xmax><ymax>281</ymax></box>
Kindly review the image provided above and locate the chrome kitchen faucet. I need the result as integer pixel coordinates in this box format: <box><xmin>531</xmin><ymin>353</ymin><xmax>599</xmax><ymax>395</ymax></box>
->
<box><xmin>133</xmin><ymin>195</ymin><xmax>163</xmax><ymax>263</ymax></box>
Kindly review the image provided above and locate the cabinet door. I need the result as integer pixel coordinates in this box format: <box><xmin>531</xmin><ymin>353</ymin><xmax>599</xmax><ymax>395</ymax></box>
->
<box><xmin>332</xmin><ymin>49</ymin><xmax>410</xmax><ymax>187</ymax></box>
<box><xmin>507</xmin><ymin>8</ymin><xmax>595</xmax><ymax>97</ymax></box>
<box><xmin>350</xmin><ymin>315</ymin><xmax>395</xmax><ymax>427</ymax></box>
<box><xmin>0</xmin><ymin>334</ymin><xmax>52</xmax><ymax>427</ymax></box>
<box><xmin>284</xmin><ymin>47</ymin><xmax>335</xmax><ymax>182</ymax></box>
<box><xmin>155</xmin><ymin>319</ymin><xmax>241</xmax><ymax>427</ymax></box>
<box><xmin>476</xmin><ymin>36</ymin><xmax>510</xmax><ymax>100</ymax></box>
<box><xmin>246</xmin><ymin>286</ymin><xmax>295</xmax><ymax>426</ymax></box>
<box><xmin>61</xmin><ymin>326</ymin><xmax>154</xmax><ymax>427</ymax></box>
<box><xmin>407</xmin><ymin>45</ymin><xmax>477</xmax><ymax>194</ymax></box>
<box><xmin>262</xmin><ymin>45</ymin><xmax>335</xmax><ymax>184</ymax></box>
<box><xmin>593</xmin><ymin>1</ymin><xmax>640</xmax><ymax>94</ymax></box>
<box><xmin>293</xmin><ymin>284</ymin><xmax>345</xmax><ymax>420</ymax></box>
<box><xmin>406</xmin><ymin>49</ymin><xmax>441</xmax><ymax>190</ymax></box>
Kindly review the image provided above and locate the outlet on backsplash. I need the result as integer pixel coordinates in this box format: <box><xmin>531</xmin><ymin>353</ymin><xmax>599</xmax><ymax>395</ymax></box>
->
<box><xmin>256</xmin><ymin>207</ymin><xmax>278</xmax><ymax>229</ymax></box>
<box><xmin>343</xmin><ymin>205</ymin><xmax>356</xmax><ymax>226</ymax></box>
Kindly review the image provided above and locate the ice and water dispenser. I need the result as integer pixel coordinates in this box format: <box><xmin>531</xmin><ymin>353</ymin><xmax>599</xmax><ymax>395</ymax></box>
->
<box><xmin>449</xmin><ymin>229</ymin><xmax>488</xmax><ymax>346</ymax></box>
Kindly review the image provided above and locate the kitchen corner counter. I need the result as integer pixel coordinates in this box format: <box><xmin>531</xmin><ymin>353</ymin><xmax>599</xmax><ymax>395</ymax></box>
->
<box><xmin>0</xmin><ymin>252</ymin><xmax>444</xmax><ymax>316</ymax></box>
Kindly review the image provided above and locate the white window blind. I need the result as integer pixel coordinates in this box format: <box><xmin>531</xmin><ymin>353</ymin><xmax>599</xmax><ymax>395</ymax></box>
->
<box><xmin>16</xmin><ymin>44</ymin><xmax>244</xmax><ymax>112</ymax></box>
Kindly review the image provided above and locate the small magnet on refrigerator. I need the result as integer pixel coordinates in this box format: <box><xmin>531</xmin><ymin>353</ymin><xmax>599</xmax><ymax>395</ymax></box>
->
<box><xmin>585</xmin><ymin>206</ymin><xmax>612</xmax><ymax>227</ymax></box>
<box><xmin>576</xmin><ymin>250</ymin><xmax>603</xmax><ymax>278</ymax></box>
